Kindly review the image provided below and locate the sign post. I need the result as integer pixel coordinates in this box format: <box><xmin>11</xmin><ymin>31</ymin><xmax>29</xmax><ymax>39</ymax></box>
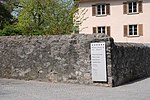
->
<box><xmin>91</xmin><ymin>42</ymin><xmax>107</xmax><ymax>82</ymax></box>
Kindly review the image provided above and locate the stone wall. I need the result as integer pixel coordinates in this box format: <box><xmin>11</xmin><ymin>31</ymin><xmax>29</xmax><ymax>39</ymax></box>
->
<box><xmin>111</xmin><ymin>43</ymin><xmax>150</xmax><ymax>86</ymax></box>
<box><xmin>0</xmin><ymin>34</ymin><xmax>113</xmax><ymax>87</ymax></box>
<box><xmin>1</xmin><ymin>34</ymin><xmax>150</xmax><ymax>87</ymax></box>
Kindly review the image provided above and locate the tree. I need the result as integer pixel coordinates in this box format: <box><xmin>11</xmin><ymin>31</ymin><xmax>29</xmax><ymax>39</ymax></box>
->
<box><xmin>1</xmin><ymin>0</ymin><xmax>18</xmax><ymax>12</ymax></box>
<box><xmin>0</xmin><ymin>0</ymin><xmax>19</xmax><ymax>30</ymax></box>
<box><xmin>0</xmin><ymin>2</ymin><xmax>12</xmax><ymax>29</ymax></box>
<box><xmin>16</xmin><ymin>0</ymin><xmax>82</xmax><ymax>35</ymax></box>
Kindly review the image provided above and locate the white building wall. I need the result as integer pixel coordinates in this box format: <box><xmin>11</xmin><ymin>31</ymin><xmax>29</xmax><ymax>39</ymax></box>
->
<box><xmin>79</xmin><ymin>0</ymin><xmax>150</xmax><ymax>43</ymax></box>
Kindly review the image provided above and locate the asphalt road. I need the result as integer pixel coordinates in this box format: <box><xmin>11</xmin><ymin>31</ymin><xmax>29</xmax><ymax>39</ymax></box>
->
<box><xmin>0</xmin><ymin>78</ymin><xmax>150</xmax><ymax>100</ymax></box>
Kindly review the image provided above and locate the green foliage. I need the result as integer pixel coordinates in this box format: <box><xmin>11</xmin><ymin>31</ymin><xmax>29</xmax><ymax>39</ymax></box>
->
<box><xmin>0</xmin><ymin>25</ymin><xmax>22</xmax><ymax>36</ymax></box>
<box><xmin>16</xmin><ymin>0</ymin><xmax>81</xmax><ymax>35</ymax></box>
<box><xmin>0</xmin><ymin>25</ymin><xmax>45</xmax><ymax>36</ymax></box>
<box><xmin>0</xmin><ymin>0</ymin><xmax>86</xmax><ymax>36</ymax></box>
<box><xmin>0</xmin><ymin>2</ymin><xmax>12</xmax><ymax>29</ymax></box>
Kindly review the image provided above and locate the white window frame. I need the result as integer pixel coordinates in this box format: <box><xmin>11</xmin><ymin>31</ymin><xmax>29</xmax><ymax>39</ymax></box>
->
<box><xmin>96</xmin><ymin>4</ymin><xmax>106</xmax><ymax>16</ymax></box>
<box><xmin>97</xmin><ymin>26</ymin><xmax>106</xmax><ymax>34</ymax></box>
<box><xmin>128</xmin><ymin>24</ymin><xmax>139</xmax><ymax>36</ymax></box>
<box><xmin>128</xmin><ymin>1</ymin><xmax>139</xmax><ymax>14</ymax></box>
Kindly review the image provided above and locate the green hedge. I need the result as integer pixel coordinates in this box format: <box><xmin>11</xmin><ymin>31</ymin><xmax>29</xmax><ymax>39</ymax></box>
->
<box><xmin>0</xmin><ymin>25</ymin><xmax>45</xmax><ymax>36</ymax></box>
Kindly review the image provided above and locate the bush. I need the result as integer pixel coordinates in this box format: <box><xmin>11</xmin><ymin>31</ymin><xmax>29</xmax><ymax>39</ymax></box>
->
<box><xmin>0</xmin><ymin>25</ymin><xmax>23</xmax><ymax>36</ymax></box>
<box><xmin>0</xmin><ymin>25</ymin><xmax>48</xmax><ymax>36</ymax></box>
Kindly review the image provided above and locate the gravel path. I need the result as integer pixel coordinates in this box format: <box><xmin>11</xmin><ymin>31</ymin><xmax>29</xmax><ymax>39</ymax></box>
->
<box><xmin>0</xmin><ymin>78</ymin><xmax>150</xmax><ymax>100</ymax></box>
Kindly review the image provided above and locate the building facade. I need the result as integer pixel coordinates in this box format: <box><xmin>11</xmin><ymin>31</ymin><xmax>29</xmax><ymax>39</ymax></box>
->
<box><xmin>78</xmin><ymin>0</ymin><xmax>150</xmax><ymax>43</ymax></box>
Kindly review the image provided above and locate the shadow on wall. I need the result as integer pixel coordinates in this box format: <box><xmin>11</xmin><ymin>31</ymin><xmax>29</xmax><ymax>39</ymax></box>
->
<box><xmin>111</xmin><ymin>43</ymin><xmax>150</xmax><ymax>87</ymax></box>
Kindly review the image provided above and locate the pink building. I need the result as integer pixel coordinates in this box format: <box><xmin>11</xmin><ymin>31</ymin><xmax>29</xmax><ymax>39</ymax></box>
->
<box><xmin>78</xmin><ymin>0</ymin><xmax>150</xmax><ymax>43</ymax></box>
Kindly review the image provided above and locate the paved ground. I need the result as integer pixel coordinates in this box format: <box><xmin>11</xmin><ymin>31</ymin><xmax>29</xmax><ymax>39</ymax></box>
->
<box><xmin>0</xmin><ymin>78</ymin><xmax>150</xmax><ymax>100</ymax></box>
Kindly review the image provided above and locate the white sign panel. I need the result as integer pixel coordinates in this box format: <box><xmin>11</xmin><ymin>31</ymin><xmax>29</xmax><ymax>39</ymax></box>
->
<box><xmin>91</xmin><ymin>42</ymin><xmax>107</xmax><ymax>82</ymax></box>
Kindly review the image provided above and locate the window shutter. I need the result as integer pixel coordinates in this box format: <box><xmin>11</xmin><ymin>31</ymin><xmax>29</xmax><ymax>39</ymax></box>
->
<box><xmin>139</xmin><ymin>24</ymin><xmax>143</xmax><ymax>36</ymax></box>
<box><xmin>138</xmin><ymin>1</ymin><xmax>143</xmax><ymax>13</ymax></box>
<box><xmin>107</xmin><ymin>26</ymin><xmax>111</xmax><ymax>36</ymax></box>
<box><xmin>123</xmin><ymin>2</ymin><xmax>127</xmax><ymax>14</ymax></box>
<box><xmin>106</xmin><ymin>4</ymin><xmax>110</xmax><ymax>15</ymax></box>
<box><xmin>92</xmin><ymin>5</ymin><xmax>96</xmax><ymax>16</ymax></box>
<box><xmin>124</xmin><ymin>25</ymin><xmax>128</xmax><ymax>37</ymax></box>
<box><xmin>93</xmin><ymin>27</ymin><xmax>96</xmax><ymax>33</ymax></box>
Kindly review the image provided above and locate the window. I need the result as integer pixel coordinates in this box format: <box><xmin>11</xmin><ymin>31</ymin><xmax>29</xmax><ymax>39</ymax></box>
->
<box><xmin>93</xmin><ymin>26</ymin><xmax>111</xmax><ymax>36</ymax></box>
<box><xmin>124</xmin><ymin>24</ymin><xmax>143</xmax><ymax>37</ymax></box>
<box><xmin>92</xmin><ymin>3</ymin><xmax>110</xmax><ymax>16</ymax></box>
<box><xmin>123</xmin><ymin>1</ymin><xmax>143</xmax><ymax>14</ymax></box>
<box><xmin>98</xmin><ymin>26</ymin><xmax>106</xmax><ymax>34</ymax></box>
<box><xmin>97</xmin><ymin>4</ymin><xmax>106</xmax><ymax>15</ymax></box>
<box><xmin>128</xmin><ymin>2</ymin><xmax>138</xmax><ymax>13</ymax></box>
<box><xmin>128</xmin><ymin>25</ymin><xmax>138</xmax><ymax>36</ymax></box>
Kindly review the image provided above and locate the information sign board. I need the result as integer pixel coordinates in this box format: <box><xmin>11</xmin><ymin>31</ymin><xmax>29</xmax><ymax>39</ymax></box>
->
<box><xmin>91</xmin><ymin>42</ymin><xmax>107</xmax><ymax>81</ymax></box>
